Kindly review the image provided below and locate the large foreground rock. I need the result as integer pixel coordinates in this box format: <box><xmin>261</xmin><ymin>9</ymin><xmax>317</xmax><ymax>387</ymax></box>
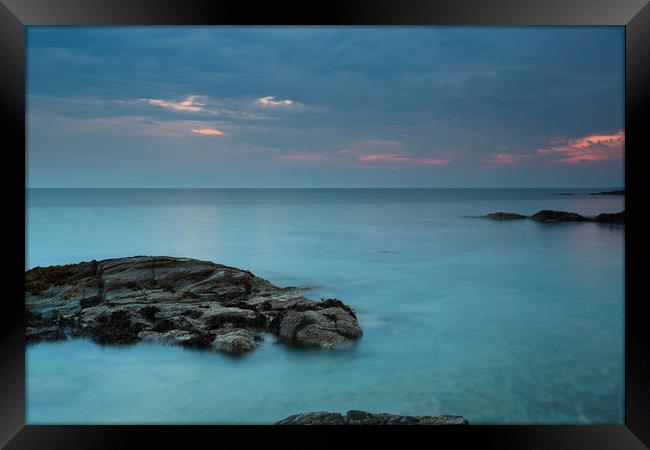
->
<box><xmin>25</xmin><ymin>256</ymin><xmax>362</xmax><ymax>355</ymax></box>
<box><xmin>276</xmin><ymin>410</ymin><xmax>468</xmax><ymax>425</ymax></box>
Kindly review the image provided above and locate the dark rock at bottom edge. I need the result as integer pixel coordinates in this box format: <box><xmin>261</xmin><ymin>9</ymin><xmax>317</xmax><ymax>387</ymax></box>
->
<box><xmin>276</xmin><ymin>410</ymin><xmax>468</xmax><ymax>425</ymax></box>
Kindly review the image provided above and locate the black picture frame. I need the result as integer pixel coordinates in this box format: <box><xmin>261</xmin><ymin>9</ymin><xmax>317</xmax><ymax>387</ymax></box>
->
<box><xmin>1</xmin><ymin>0</ymin><xmax>648</xmax><ymax>448</ymax></box>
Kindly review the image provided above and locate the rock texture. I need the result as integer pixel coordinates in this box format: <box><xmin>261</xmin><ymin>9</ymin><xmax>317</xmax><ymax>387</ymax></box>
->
<box><xmin>276</xmin><ymin>410</ymin><xmax>468</xmax><ymax>425</ymax></box>
<box><xmin>485</xmin><ymin>212</ymin><xmax>527</xmax><ymax>220</ymax></box>
<box><xmin>25</xmin><ymin>256</ymin><xmax>362</xmax><ymax>355</ymax></box>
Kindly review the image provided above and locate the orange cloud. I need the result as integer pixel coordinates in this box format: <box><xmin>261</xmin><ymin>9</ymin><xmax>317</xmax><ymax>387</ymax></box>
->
<box><xmin>537</xmin><ymin>130</ymin><xmax>624</xmax><ymax>164</ymax></box>
<box><xmin>192</xmin><ymin>128</ymin><xmax>224</xmax><ymax>136</ymax></box>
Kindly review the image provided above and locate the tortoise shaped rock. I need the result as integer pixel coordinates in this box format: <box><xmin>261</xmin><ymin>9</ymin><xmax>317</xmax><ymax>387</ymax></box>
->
<box><xmin>25</xmin><ymin>256</ymin><xmax>363</xmax><ymax>355</ymax></box>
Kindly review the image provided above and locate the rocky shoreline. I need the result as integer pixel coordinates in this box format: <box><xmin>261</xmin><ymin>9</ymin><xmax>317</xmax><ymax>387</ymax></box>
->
<box><xmin>485</xmin><ymin>210</ymin><xmax>624</xmax><ymax>224</ymax></box>
<box><xmin>276</xmin><ymin>410</ymin><xmax>469</xmax><ymax>425</ymax></box>
<box><xmin>25</xmin><ymin>256</ymin><xmax>363</xmax><ymax>355</ymax></box>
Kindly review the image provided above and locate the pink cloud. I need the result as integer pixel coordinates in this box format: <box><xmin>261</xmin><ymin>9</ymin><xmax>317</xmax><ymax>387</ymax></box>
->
<box><xmin>537</xmin><ymin>130</ymin><xmax>624</xmax><ymax>164</ymax></box>
<box><xmin>359</xmin><ymin>154</ymin><xmax>410</xmax><ymax>162</ymax></box>
<box><xmin>192</xmin><ymin>128</ymin><xmax>224</xmax><ymax>136</ymax></box>
<box><xmin>358</xmin><ymin>154</ymin><xmax>450</xmax><ymax>166</ymax></box>
<box><xmin>341</xmin><ymin>139</ymin><xmax>451</xmax><ymax>167</ymax></box>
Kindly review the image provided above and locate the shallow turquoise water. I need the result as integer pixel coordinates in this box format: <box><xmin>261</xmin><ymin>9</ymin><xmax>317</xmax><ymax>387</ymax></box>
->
<box><xmin>26</xmin><ymin>188</ymin><xmax>624</xmax><ymax>424</ymax></box>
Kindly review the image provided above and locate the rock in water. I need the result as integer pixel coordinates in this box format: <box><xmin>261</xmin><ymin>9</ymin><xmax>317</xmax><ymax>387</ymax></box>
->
<box><xmin>276</xmin><ymin>410</ymin><xmax>468</xmax><ymax>425</ymax></box>
<box><xmin>531</xmin><ymin>210</ymin><xmax>588</xmax><ymax>223</ymax></box>
<box><xmin>277</xmin><ymin>412</ymin><xmax>347</xmax><ymax>425</ymax></box>
<box><xmin>593</xmin><ymin>211</ymin><xmax>625</xmax><ymax>224</ymax></box>
<box><xmin>25</xmin><ymin>256</ymin><xmax>362</xmax><ymax>355</ymax></box>
<box><xmin>590</xmin><ymin>190</ymin><xmax>624</xmax><ymax>196</ymax></box>
<box><xmin>485</xmin><ymin>212</ymin><xmax>527</xmax><ymax>220</ymax></box>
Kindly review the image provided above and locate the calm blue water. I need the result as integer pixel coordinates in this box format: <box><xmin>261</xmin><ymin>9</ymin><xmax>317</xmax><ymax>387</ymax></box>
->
<box><xmin>26</xmin><ymin>188</ymin><xmax>624</xmax><ymax>424</ymax></box>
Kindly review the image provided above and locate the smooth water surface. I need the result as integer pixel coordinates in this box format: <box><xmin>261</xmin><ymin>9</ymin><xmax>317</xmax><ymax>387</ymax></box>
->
<box><xmin>26</xmin><ymin>188</ymin><xmax>624</xmax><ymax>424</ymax></box>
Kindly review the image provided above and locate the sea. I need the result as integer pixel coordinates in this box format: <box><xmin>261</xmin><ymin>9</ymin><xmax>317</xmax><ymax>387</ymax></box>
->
<box><xmin>25</xmin><ymin>188</ymin><xmax>625</xmax><ymax>424</ymax></box>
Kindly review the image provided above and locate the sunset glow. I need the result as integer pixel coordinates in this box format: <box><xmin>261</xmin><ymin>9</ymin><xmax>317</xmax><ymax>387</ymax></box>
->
<box><xmin>27</xmin><ymin>27</ymin><xmax>623</xmax><ymax>188</ymax></box>
<box><xmin>191</xmin><ymin>128</ymin><xmax>224</xmax><ymax>136</ymax></box>
<box><xmin>538</xmin><ymin>131</ymin><xmax>624</xmax><ymax>164</ymax></box>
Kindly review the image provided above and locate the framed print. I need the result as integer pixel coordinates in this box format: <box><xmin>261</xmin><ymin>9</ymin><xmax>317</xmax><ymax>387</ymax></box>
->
<box><xmin>1</xmin><ymin>0</ymin><xmax>648</xmax><ymax>448</ymax></box>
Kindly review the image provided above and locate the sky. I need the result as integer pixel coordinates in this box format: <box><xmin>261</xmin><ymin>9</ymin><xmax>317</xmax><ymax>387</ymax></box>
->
<box><xmin>27</xmin><ymin>26</ymin><xmax>624</xmax><ymax>188</ymax></box>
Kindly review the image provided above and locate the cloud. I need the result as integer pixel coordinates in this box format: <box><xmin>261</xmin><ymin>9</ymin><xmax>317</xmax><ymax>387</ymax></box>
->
<box><xmin>54</xmin><ymin>114</ymin><xmax>230</xmax><ymax>140</ymax></box>
<box><xmin>256</xmin><ymin>96</ymin><xmax>298</xmax><ymax>107</ymax></box>
<box><xmin>358</xmin><ymin>154</ymin><xmax>450</xmax><ymax>166</ymax></box>
<box><xmin>537</xmin><ymin>130</ymin><xmax>624</xmax><ymax>163</ymax></box>
<box><xmin>340</xmin><ymin>139</ymin><xmax>451</xmax><ymax>167</ymax></box>
<box><xmin>144</xmin><ymin>96</ymin><xmax>207</xmax><ymax>113</ymax></box>
<box><xmin>358</xmin><ymin>154</ymin><xmax>410</xmax><ymax>162</ymax></box>
<box><xmin>278</xmin><ymin>153</ymin><xmax>321</xmax><ymax>161</ymax></box>
<box><xmin>417</xmin><ymin>158</ymin><xmax>452</xmax><ymax>166</ymax></box>
<box><xmin>192</xmin><ymin>128</ymin><xmax>224</xmax><ymax>136</ymax></box>
<box><xmin>484</xmin><ymin>152</ymin><xmax>531</xmax><ymax>167</ymax></box>
<box><xmin>359</xmin><ymin>139</ymin><xmax>402</xmax><ymax>147</ymax></box>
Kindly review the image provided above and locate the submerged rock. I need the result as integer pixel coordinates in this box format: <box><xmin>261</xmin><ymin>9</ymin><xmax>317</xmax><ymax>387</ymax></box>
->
<box><xmin>485</xmin><ymin>212</ymin><xmax>527</xmax><ymax>220</ymax></box>
<box><xmin>25</xmin><ymin>256</ymin><xmax>362</xmax><ymax>355</ymax></box>
<box><xmin>531</xmin><ymin>210</ymin><xmax>588</xmax><ymax>223</ymax></box>
<box><xmin>593</xmin><ymin>211</ymin><xmax>625</xmax><ymax>224</ymax></box>
<box><xmin>276</xmin><ymin>410</ymin><xmax>468</xmax><ymax>425</ymax></box>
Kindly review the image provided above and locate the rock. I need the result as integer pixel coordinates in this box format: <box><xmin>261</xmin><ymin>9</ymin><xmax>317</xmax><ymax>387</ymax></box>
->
<box><xmin>483</xmin><ymin>210</ymin><xmax>625</xmax><ymax>225</ymax></box>
<box><xmin>26</xmin><ymin>325</ymin><xmax>66</xmax><ymax>343</ymax></box>
<box><xmin>485</xmin><ymin>212</ymin><xmax>527</xmax><ymax>220</ymax></box>
<box><xmin>531</xmin><ymin>210</ymin><xmax>588</xmax><ymax>223</ymax></box>
<box><xmin>276</xmin><ymin>299</ymin><xmax>362</xmax><ymax>349</ymax></box>
<box><xmin>276</xmin><ymin>410</ymin><xmax>468</xmax><ymax>425</ymax></box>
<box><xmin>212</xmin><ymin>329</ymin><xmax>259</xmax><ymax>354</ymax></box>
<box><xmin>276</xmin><ymin>412</ymin><xmax>346</xmax><ymax>425</ymax></box>
<box><xmin>590</xmin><ymin>190</ymin><xmax>624</xmax><ymax>196</ymax></box>
<box><xmin>593</xmin><ymin>211</ymin><xmax>625</xmax><ymax>224</ymax></box>
<box><xmin>25</xmin><ymin>256</ymin><xmax>362</xmax><ymax>355</ymax></box>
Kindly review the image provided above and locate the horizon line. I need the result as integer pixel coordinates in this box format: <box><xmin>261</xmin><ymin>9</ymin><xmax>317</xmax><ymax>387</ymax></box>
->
<box><xmin>25</xmin><ymin>186</ymin><xmax>624</xmax><ymax>190</ymax></box>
